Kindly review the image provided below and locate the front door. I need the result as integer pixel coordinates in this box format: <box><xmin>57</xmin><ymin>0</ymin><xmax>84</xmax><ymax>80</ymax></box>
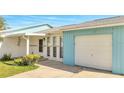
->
<box><xmin>39</xmin><ymin>39</ymin><xmax>43</xmax><ymax>53</ymax></box>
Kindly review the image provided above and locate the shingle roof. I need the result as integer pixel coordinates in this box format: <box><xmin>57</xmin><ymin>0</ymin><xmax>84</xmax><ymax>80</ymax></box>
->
<box><xmin>38</xmin><ymin>16</ymin><xmax>124</xmax><ymax>33</ymax></box>
<box><xmin>61</xmin><ymin>16</ymin><xmax>124</xmax><ymax>30</ymax></box>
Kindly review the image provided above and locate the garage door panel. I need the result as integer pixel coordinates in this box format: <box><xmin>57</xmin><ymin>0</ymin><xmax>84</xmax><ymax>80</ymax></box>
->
<box><xmin>75</xmin><ymin>34</ymin><xmax>112</xmax><ymax>71</ymax></box>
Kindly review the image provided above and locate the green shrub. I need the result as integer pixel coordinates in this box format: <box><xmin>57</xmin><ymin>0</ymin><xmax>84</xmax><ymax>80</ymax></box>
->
<box><xmin>32</xmin><ymin>54</ymin><xmax>41</xmax><ymax>62</ymax></box>
<box><xmin>14</xmin><ymin>54</ymin><xmax>41</xmax><ymax>66</ymax></box>
<box><xmin>22</xmin><ymin>56</ymin><xmax>33</xmax><ymax>65</ymax></box>
<box><xmin>1</xmin><ymin>53</ymin><xmax>12</xmax><ymax>61</ymax></box>
<box><xmin>24</xmin><ymin>54</ymin><xmax>41</xmax><ymax>62</ymax></box>
<box><xmin>14</xmin><ymin>58</ymin><xmax>23</xmax><ymax>66</ymax></box>
<box><xmin>14</xmin><ymin>58</ymin><xmax>30</xmax><ymax>66</ymax></box>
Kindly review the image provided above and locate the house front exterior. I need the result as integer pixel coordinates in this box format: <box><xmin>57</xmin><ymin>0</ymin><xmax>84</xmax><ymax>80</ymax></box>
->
<box><xmin>0</xmin><ymin>24</ymin><xmax>63</xmax><ymax>62</ymax></box>
<box><xmin>1</xmin><ymin>16</ymin><xmax>124</xmax><ymax>74</ymax></box>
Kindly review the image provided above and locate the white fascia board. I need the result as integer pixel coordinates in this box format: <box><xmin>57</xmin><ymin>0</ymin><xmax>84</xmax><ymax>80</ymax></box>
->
<box><xmin>3</xmin><ymin>33</ymin><xmax>25</xmax><ymax>37</ymax></box>
<box><xmin>0</xmin><ymin>32</ymin><xmax>46</xmax><ymax>37</ymax></box>
<box><xmin>25</xmin><ymin>33</ymin><xmax>46</xmax><ymax>36</ymax></box>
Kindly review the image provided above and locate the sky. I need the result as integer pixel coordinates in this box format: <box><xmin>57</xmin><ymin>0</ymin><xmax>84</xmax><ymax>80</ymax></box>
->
<box><xmin>2</xmin><ymin>15</ymin><xmax>115</xmax><ymax>28</ymax></box>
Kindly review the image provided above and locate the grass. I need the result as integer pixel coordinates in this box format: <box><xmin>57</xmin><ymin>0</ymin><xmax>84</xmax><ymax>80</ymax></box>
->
<box><xmin>0</xmin><ymin>60</ymin><xmax>39</xmax><ymax>78</ymax></box>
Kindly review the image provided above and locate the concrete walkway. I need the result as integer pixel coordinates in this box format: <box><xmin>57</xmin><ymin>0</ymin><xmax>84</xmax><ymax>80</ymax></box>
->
<box><xmin>10</xmin><ymin>60</ymin><xmax>124</xmax><ymax>78</ymax></box>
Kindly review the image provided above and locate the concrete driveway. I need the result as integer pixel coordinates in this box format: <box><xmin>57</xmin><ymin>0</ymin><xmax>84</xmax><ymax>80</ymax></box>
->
<box><xmin>10</xmin><ymin>60</ymin><xmax>124</xmax><ymax>78</ymax></box>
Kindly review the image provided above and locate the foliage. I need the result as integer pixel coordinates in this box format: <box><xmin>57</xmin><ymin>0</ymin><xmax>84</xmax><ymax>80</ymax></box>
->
<box><xmin>14</xmin><ymin>54</ymin><xmax>41</xmax><ymax>66</ymax></box>
<box><xmin>0</xmin><ymin>16</ymin><xmax>6</xmax><ymax>31</ymax></box>
<box><xmin>14</xmin><ymin>58</ymin><xmax>23</xmax><ymax>66</ymax></box>
<box><xmin>29</xmin><ymin>54</ymin><xmax>41</xmax><ymax>62</ymax></box>
<box><xmin>1</xmin><ymin>53</ymin><xmax>12</xmax><ymax>61</ymax></box>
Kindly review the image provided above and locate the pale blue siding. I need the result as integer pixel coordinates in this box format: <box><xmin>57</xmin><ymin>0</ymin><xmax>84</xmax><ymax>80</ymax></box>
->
<box><xmin>63</xmin><ymin>33</ymin><xmax>75</xmax><ymax>66</ymax></box>
<box><xmin>112</xmin><ymin>27</ymin><xmax>124</xmax><ymax>74</ymax></box>
<box><xmin>63</xmin><ymin>25</ymin><xmax>124</xmax><ymax>74</ymax></box>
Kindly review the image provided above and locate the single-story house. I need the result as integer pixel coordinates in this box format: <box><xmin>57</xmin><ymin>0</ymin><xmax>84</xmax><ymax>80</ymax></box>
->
<box><xmin>1</xmin><ymin>16</ymin><xmax>124</xmax><ymax>74</ymax></box>
<box><xmin>0</xmin><ymin>24</ymin><xmax>63</xmax><ymax>61</ymax></box>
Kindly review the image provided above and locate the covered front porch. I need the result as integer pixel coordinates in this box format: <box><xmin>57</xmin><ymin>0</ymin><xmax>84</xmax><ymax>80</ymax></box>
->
<box><xmin>0</xmin><ymin>29</ymin><xmax>63</xmax><ymax>62</ymax></box>
<box><xmin>0</xmin><ymin>33</ymin><xmax>45</xmax><ymax>58</ymax></box>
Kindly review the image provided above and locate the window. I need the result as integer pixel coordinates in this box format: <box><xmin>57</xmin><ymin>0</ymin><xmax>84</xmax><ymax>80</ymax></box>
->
<box><xmin>53</xmin><ymin>37</ymin><xmax>56</xmax><ymax>46</ymax></box>
<box><xmin>47</xmin><ymin>37</ymin><xmax>50</xmax><ymax>56</ymax></box>
<box><xmin>39</xmin><ymin>39</ymin><xmax>43</xmax><ymax>52</ymax></box>
<box><xmin>60</xmin><ymin>47</ymin><xmax>63</xmax><ymax>58</ymax></box>
<box><xmin>47</xmin><ymin>47</ymin><xmax>50</xmax><ymax>56</ymax></box>
<box><xmin>60</xmin><ymin>37</ymin><xmax>63</xmax><ymax>58</ymax></box>
<box><xmin>53</xmin><ymin>47</ymin><xmax>56</xmax><ymax>57</ymax></box>
<box><xmin>60</xmin><ymin>37</ymin><xmax>63</xmax><ymax>46</ymax></box>
<box><xmin>47</xmin><ymin>37</ymin><xmax>50</xmax><ymax>46</ymax></box>
<box><xmin>53</xmin><ymin>37</ymin><xmax>57</xmax><ymax>57</ymax></box>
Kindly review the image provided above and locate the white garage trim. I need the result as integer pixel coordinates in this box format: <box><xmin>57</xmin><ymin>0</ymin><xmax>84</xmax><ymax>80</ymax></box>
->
<box><xmin>75</xmin><ymin>34</ymin><xmax>112</xmax><ymax>71</ymax></box>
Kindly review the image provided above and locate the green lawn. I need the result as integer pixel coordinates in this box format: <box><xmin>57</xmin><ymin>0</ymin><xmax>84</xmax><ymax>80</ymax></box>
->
<box><xmin>0</xmin><ymin>61</ymin><xmax>39</xmax><ymax>78</ymax></box>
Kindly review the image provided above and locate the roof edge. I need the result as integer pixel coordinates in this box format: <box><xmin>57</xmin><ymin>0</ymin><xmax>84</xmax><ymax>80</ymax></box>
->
<box><xmin>0</xmin><ymin>24</ymin><xmax>53</xmax><ymax>33</ymax></box>
<box><xmin>62</xmin><ymin>22</ymin><xmax>124</xmax><ymax>32</ymax></box>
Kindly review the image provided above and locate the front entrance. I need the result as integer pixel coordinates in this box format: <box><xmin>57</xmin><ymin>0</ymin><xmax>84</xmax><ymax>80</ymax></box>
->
<box><xmin>39</xmin><ymin>39</ymin><xmax>43</xmax><ymax>53</ymax></box>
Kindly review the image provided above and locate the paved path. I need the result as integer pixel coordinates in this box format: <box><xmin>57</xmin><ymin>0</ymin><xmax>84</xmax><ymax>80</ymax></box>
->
<box><xmin>10</xmin><ymin>60</ymin><xmax>124</xmax><ymax>78</ymax></box>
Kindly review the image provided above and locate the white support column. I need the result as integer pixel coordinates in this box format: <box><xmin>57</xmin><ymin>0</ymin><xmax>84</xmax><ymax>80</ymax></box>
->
<box><xmin>26</xmin><ymin>36</ymin><xmax>30</xmax><ymax>55</ymax></box>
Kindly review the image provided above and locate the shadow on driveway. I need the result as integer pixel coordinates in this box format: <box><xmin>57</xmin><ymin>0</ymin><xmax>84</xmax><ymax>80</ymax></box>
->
<box><xmin>38</xmin><ymin>60</ymin><xmax>82</xmax><ymax>73</ymax></box>
<box><xmin>38</xmin><ymin>60</ymin><xmax>117</xmax><ymax>76</ymax></box>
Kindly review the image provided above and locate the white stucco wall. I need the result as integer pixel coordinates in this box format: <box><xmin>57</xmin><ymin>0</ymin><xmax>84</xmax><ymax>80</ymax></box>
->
<box><xmin>0</xmin><ymin>33</ymin><xmax>63</xmax><ymax>62</ymax></box>
<box><xmin>0</xmin><ymin>37</ymin><xmax>26</xmax><ymax>58</ymax></box>
<box><xmin>0</xmin><ymin>36</ymin><xmax>44</xmax><ymax>58</ymax></box>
